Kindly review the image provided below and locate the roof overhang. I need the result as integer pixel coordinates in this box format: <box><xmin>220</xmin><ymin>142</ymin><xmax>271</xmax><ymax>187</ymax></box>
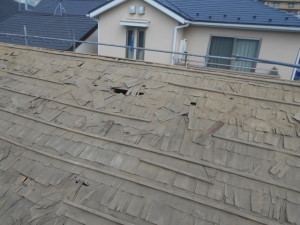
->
<box><xmin>188</xmin><ymin>21</ymin><xmax>300</xmax><ymax>32</ymax></box>
<box><xmin>88</xmin><ymin>0</ymin><xmax>186</xmax><ymax>24</ymax></box>
<box><xmin>120</xmin><ymin>19</ymin><xmax>150</xmax><ymax>27</ymax></box>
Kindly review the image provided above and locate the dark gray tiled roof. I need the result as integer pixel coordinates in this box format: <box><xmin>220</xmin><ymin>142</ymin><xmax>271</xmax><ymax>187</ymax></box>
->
<box><xmin>156</xmin><ymin>0</ymin><xmax>300</xmax><ymax>26</ymax></box>
<box><xmin>34</xmin><ymin>0</ymin><xmax>107</xmax><ymax>15</ymax></box>
<box><xmin>0</xmin><ymin>11</ymin><xmax>97</xmax><ymax>50</ymax></box>
<box><xmin>0</xmin><ymin>0</ymin><xmax>20</xmax><ymax>21</ymax></box>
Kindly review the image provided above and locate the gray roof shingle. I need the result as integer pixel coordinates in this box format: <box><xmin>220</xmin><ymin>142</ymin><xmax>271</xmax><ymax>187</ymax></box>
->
<box><xmin>157</xmin><ymin>0</ymin><xmax>300</xmax><ymax>26</ymax></box>
<box><xmin>0</xmin><ymin>43</ymin><xmax>300</xmax><ymax>225</ymax></box>
<box><xmin>0</xmin><ymin>11</ymin><xmax>97</xmax><ymax>50</ymax></box>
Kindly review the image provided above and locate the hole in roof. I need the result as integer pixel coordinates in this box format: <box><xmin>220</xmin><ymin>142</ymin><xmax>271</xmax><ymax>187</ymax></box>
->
<box><xmin>112</xmin><ymin>88</ymin><xmax>144</xmax><ymax>96</ymax></box>
<box><xmin>253</xmin><ymin>16</ymin><xmax>256</xmax><ymax>19</ymax></box>
<box><xmin>190</xmin><ymin>102</ymin><xmax>197</xmax><ymax>106</ymax></box>
<box><xmin>82</xmin><ymin>182</ymin><xmax>89</xmax><ymax>187</ymax></box>
<box><xmin>223</xmin><ymin>15</ymin><xmax>227</xmax><ymax>18</ymax></box>
<box><xmin>237</xmin><ymin>17</ymin><xmax>240</xmax><ymax>20</ymax></box>
<box><xmin>196</xmin><ymin>13</ymin><xmax>200</xmax><ymax>16</ymax></box>
<box><xmin>285</xmin><ymin>17</ymin><xmax>289</xmax><ymax>20</ymax></box>
<box><xmin>269</xmin><ymin>19</ymin><xmax>272</xmax><ymax>22</ymax></box>
<box><xmin>208</xmin><ymin>16</ymin><xmax>212</xmax><ymax>19</ymax></box>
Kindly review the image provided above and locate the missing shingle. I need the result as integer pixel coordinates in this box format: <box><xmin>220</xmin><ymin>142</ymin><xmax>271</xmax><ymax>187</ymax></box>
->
<box><xmin>112</xmin><ymin>88</ymin><xmax>144</xmax><ymax>95</ymax></box>
<box><xmin>112</xmin><ymin>88</ymin><xmax>127</xmax><ymax>95</ymax></box>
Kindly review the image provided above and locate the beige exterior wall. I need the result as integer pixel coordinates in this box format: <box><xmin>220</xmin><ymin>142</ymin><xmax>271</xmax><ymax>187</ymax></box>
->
<box><xmin>94</xmin><ymin>0</ymin><xmax>300</xmax><ymax>79</ymax></box>
<box><xmin>184</xmin><ymin>26</ymin><xmax>300</xmax><ymax>79</ymax></box>
<box><xmin>97</xmin><ymin>0</ymin><xmax>179</xmax><ymax>64</ymax></box>
<box><xmin>75</xmin><ymin>29</ymin><xmax>98</xmax><ymax>55</ymax></box>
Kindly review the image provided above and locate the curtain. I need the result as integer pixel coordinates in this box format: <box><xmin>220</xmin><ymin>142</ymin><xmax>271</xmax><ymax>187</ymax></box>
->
<box><xmin>231</xmin><ymin>39</ymin><xmax>259</xmax><ymax>72</ymax></box>
<box><xmin>208</xmin><ymin>37</ymin><xmax>234</xmax><ymax>69</ymax></box>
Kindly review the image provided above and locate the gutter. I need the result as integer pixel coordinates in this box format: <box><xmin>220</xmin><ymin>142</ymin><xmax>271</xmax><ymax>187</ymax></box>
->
<box><xmin>187</xmin><ymin>21</ymin><xmax>300</xmax><ymax>32</ymax></box>
<box><xmin>171</xmin><ymin>23</ymin><xmax>189</xmax><ymax>65</ymax></box>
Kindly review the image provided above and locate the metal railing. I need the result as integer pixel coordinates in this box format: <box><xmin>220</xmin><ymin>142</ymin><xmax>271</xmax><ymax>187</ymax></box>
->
<box><xmin>0</xmin><ymin>30</ymin><xmax>299</xmax><ymax>80</ymax></box>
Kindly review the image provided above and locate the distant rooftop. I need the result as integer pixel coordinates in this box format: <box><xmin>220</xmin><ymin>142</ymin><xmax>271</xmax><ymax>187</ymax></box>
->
<box><xmin>0</xmin><ymin>11</ymin><xmax>97</xmax><ymax>50</ymax></box>
<box><xmin>34</xmin><ymin>0</ymin><xmax>107</xmax><ymax>15</ymax></box>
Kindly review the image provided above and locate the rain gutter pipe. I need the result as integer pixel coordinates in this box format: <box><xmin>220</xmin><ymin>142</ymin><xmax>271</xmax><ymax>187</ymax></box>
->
<box><xmin>171</xmin><ymin>23</ymin><xmax>189</xmax><ymax>65</ymax></box>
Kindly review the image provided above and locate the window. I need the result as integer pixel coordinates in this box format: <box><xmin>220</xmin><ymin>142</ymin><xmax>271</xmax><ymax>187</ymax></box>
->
<box><xmin>207</xmin><ymin>36</ymin><xmax>259</xmax><ymax>72</ymax></box>
<box><xmin>126</xmin><ymin>28</ymin><xmax>145</xmax><ymax>60</ymax></box>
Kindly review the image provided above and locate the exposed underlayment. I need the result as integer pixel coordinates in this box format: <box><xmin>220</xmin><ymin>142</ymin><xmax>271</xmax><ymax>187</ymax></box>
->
<box><xmin>0</xmin><ymin>42</ymin><xmax>299</xmax><ymax>225</ymax></box>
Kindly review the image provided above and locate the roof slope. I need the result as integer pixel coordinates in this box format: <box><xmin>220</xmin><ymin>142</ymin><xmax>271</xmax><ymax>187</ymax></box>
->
<box><xmin>0</xmin><ymin>0</ymin><xmax>20</xmax><ymax>22</ymax></box>
<box><xmin>157</xmin><ymin>0</ymin><xmax>300</xmax><ymax>26</ymax></box>
<box><xmin>0</xmin><ymin>43</ymin><xmax>300</xmax><ymax>225</ymax></box>
<box><xmin>0</xmin><ymin>11</ymin><xmax>97</xmax><ymax>50</ymax></box>
<box><xmin>34</xmin><ymin>0</ymin><xmax>107</xmax><ymax>15</ymax></box>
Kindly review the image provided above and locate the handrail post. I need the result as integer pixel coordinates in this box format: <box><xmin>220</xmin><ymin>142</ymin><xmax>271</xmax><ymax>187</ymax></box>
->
<box><xmin>23</xmin><ymin>25</ymin><xmax>28</xmax><ymax>46</ymax></box>
<box><xmin>184</xmin><ymin>51</ymin><xmax>188</xmax><ymax>66</ymax></box>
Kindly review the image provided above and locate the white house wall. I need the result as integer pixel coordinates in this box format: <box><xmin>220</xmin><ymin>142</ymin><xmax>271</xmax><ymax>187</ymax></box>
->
<box><xmin>184</xmin><ymin>26</ymin><xmax>300</xmax><ymax>80</ymax></box>
<box><xmin>75</xmin><ymin>29</ymin><xmax>98</xmax><ymax>54</ymax></box>
<box><xmin>95</xmin><ymin>0</ymin><xmax>300</xmax><ymax>79</ymax></box>
<box><xmin>97</xmin><ymin>0</ymin><xmax>179</xmax><ymax>64</ymax></box>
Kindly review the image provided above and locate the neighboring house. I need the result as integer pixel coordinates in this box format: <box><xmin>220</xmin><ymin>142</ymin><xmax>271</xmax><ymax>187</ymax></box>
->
<box><xmin>259</xmin><ymin>0</ymin><xmax>300</xmax><ymax>17</ymax></box>
<box><xmin>0</xmin><ymin>11</ymin><xmax>97</xmax><ymax>52</ymax></box>
<box><xmin>88</xmin><ymin>0</ymin><xmax>300</xmax><ymax>80</ymax></box>
<box><xmin>0</xmin><ymin>0</ymin><xmax>106</xmax><ymax>54</ymax></box>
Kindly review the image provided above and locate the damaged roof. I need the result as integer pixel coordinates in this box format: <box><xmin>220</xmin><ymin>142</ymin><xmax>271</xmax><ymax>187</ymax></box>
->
<box><xmin>0</xmin><ymin>43</ymin><xmax>300</xmax><ymax>225</ymax></box>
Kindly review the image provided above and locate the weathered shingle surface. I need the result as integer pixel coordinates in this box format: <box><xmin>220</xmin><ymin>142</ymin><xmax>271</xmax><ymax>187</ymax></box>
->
<box><xmin>0</xmin><ymin>43</ymin><xmax>300</xmax><ymax>225</ymax></box>
<box><xmin>0</xmin><ymin>11</ymin><xmax>97</xmax><ymax>50</ymax></box>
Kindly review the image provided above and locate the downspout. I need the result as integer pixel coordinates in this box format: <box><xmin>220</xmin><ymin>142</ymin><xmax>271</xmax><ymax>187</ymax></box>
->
<box><xmin>87</xmin><ymin>14</ymin><xmax>100</xmax><ymax>54</ymax></box>
<box><xmin>171</xmin><ymin>23</ymin><xmax>189</xmax><ymax>65</ymax></box>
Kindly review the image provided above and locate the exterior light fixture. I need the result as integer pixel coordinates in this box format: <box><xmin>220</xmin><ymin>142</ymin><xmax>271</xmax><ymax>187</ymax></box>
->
<box><xmin>129</xmin><ymin>5</ymin><xmax>136</xmax><ymax>14</ymax></box>
<box><xmin>138</xmin><ymin>5</ymin><xmax>145</xmax><ymax>15</ymax></box>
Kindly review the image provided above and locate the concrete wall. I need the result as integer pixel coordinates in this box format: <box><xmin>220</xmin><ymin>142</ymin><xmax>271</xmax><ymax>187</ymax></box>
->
<box><xmin>97</xmin><ymin>0</ymin><xmax>179</xmax><ymax>64</ymax></box>
<box><xmin>75</xmin><ymin>29</ymin><xmax>98</xmax><ymax>55</ymax></box>
<box><xmin>184</xmin><ymin>26</ymin><xmax>300</xmax><ymax>79</ymax></box>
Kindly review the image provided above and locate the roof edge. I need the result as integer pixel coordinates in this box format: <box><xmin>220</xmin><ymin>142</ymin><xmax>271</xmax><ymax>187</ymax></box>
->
<box><xmin>88</xmin><ymin>0</ymin><xmax>186</xmax><ymax>24</ymax></box>
<box><xmin>188</xmin><ymin>21</ymin><xmax>300</xmax><ymax>32</ymax></box>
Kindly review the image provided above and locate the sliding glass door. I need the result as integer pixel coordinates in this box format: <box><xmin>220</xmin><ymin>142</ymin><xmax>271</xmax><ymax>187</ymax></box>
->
<box><xmin>208</xmin><ymin>36</ymin><xmax>259</xmax><ymax>72</ymax></box>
